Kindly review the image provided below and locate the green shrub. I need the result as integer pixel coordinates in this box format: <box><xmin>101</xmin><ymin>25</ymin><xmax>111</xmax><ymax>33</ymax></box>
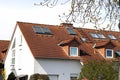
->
<box><xmin>29</xmin><ymin>73</ymin><xmax>49</xmax><ymax>80</ymax></box>
<box><xmin>7</xmin><ymin>72</ymin><xmax>16</xmax><ymax>80</ymax></box>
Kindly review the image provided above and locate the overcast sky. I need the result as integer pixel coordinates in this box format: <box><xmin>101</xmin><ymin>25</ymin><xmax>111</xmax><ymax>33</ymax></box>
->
<box><xmin>0</xmin><ymin>0</ymin><xmax>70</xmax><ymax>40</ymax></box>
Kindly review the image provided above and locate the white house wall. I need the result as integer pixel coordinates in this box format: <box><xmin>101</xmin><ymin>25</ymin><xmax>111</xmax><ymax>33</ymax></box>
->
<box><xmin>5</xmin><ymin>25</ymin><xmax>35</xmax><ymax>79</ymax></box>
<box><xmin>34</xmin><ymin>58</ymin><xmax>82</xmax><ymax>80</ymax></box>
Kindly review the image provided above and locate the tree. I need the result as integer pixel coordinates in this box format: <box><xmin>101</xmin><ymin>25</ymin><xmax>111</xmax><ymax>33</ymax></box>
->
<box><xmin>7</xmin><ymin>72</ymin><xmax>16</xmax><ymax>80</ymax></box>
<box><xmin>79</xmin><ymin>60</ymin><xmax>118</xmax><ymax>80</ymax></box>
<box><xmin>35</xmin><ymin>0</ymin><xmax>120</xmax><ymax>30</ymax></box>
<box><xmin>29</xmin><ymin>73</ymin><xmax>49</xmax><ymax>80</ymax></box>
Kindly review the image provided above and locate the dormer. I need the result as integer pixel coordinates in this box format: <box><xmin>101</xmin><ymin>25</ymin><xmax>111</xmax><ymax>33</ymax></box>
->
<box><xmin>58</xmin><ymin>37</ymin><xmax>80</xmax><ymax>56</ymax></box>
<box><xmin>95</xmin><ymin>40</ymin><xmax>119</xmax><ymax>59</ymax></box>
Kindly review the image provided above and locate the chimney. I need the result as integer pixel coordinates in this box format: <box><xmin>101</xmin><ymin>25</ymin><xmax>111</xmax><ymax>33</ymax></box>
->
<box><xmin>60</xmin><ymin>23</ymin><xmax>73</xmax><ymax>28</ymax></box>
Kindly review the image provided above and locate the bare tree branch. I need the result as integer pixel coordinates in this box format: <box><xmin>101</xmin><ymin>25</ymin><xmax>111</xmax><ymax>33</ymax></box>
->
<box><xmin>35</xmin><ymin>0</ymin><xmax>120</xmax><ymax>30</ymax></box>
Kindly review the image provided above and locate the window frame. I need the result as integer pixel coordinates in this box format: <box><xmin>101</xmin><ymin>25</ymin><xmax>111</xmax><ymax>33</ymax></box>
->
<box><xmin>70</xmin><ymin>47</ymin><xmax>78</xmax><ymax>56</ymax></box>
<box><xmin>106</xmin><ymin>49</ymin><xmax>113</xmax><ymax>58</ymax></box>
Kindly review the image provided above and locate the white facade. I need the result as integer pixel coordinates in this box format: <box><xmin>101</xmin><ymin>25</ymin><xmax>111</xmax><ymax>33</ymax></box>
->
<box><xmin>5</xmin><ymin>25</ymin><xmax>35</xmax><ymax>79</ymax></box>
<box><xmin>4</xmin><ymin>25</ymin><xmax>82</xmax><ymax>80</ymax></box>
<box><xmin>34</xmin><ymin>58</ymin><xmax>81</xmax><ymax>80</ymax></box>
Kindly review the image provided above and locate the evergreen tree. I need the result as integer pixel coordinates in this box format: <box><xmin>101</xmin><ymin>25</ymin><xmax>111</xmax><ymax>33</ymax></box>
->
<box><xmin>79</xmin><ymin>60</ymin><xmax>118</xmax><ymax>80</ymax></box>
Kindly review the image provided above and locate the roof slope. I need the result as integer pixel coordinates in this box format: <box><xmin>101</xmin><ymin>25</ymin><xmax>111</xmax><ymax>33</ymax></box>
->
<box><xmin>16</xmin><ymin>22</ymin><xmax>108</xmax><ymax>62</ymax></box>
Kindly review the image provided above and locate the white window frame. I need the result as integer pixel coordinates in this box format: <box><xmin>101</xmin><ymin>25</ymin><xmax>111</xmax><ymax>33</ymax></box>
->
<box><xmin>70</xmin><ymin>47</ymin><xmax>78</xmax><ymax>56</ymax></box>
<box><xmin>106</xmin><ymin>49</ymin><xmax>113</xmax><ymax>58</ymax></box>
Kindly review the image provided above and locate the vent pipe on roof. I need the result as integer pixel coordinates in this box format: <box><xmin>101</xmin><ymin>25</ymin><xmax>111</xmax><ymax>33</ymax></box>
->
<box><xmin>60</xmin><ymin>23</ymin><xmax>73</xmax><ymax>28</ymax></box>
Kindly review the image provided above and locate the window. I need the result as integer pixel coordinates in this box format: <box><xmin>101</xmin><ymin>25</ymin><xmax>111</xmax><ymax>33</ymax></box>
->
<box><xmin>49</xmin><ymin>75</ymin><xmax>59</xmax><ymax>80</ymax></box>
<box><xmin>97</xmin><ymin>34</ymin><xmax>106</xmax><ymax>39</ymax></box>
<box><xmin>12</xmin><ymin>39</ymin><xmax>16</xmax><ymax>49</ymax></box>
<box><xmin>70</xmin><ymin>73</ymin><xmax>78</xmax><ymax>80</ymax></box>
<box><xmin>33</xmin><ymin>26</ymin><xmax>52</xmax><ymax>34</ymax></box>
<box><xmin>90</xmin><ymin>33</ymin><xmax>106</xmax><ymax>39</ymax></box>
<box><xmin>66</xmin><ymin>28</ymin><xmax>77</xmax><ymax>35</ymax></box>
<box><xmin>90</xmin><ymin>33</ymin><xmax>99</xmax><ymax>38</ymax></box>
<box><xmin>11</xmin><ymin>49</ymin><xmax>15</xmax><ymax>65</ymax></box>
<box><xmin>81</xmin><ymin>37</ymin><xmax>86</xmax><ymax>42</ymax></box>
<box><xmin>70</xmin><ymin>47</ymin><xmax>78</xmax><ymax>56</ymax></box>
<box><xmin>106</xmin><ymin>49</ymin><xmax>113</xmax><ymax>58</ymax></box>
<box><xmin>108</xmin><ymin>34</ymin><xmax>116</xmax><ymax>39</ymax></box>
<box><xmin>19</xmin><ymin>35</ymin><xmax>22</xmax><ymax>46</ymax></box>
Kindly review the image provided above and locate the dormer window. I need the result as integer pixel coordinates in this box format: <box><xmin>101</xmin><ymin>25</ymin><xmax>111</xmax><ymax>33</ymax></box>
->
<box><xmin>70</xmin><ymin>47</ymin><xmax>78</xmax><ymax>56</ymax></box>
<box><xmin>106</xmin><ymin>49</ymin><xmax>113</xmax><ymax>58</ymax></box>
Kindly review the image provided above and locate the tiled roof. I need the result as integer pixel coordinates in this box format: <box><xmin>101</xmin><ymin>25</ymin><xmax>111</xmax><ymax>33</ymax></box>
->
<box><xmin>0</xmin><ymin>40</ymin><xmax>9</xmax><ymax>61</ymax></box>
<box><xmin>16</xmin><ymin>22</ymin><xmax>120</xmax><ymax>62</ymax></box>
<box><xmin>58</xmin><ymin>37</ymin><xmax>80</xmax><ymax>46</ymax></box>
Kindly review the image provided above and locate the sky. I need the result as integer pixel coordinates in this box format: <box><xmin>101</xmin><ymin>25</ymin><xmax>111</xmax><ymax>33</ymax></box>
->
<box><xmin>0</xmin><ymin>0</ymin><xmax>71</xmax><ymax>40</ymax></box>
<box><xmin>0</xmin><ymin>0</ymin><xmax>119</xmax><ymax>40</ymax></box>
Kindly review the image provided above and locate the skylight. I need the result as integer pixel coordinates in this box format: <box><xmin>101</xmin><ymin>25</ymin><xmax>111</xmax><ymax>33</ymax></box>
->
<box><xmin>90</xmin><ymin>33</ymin><xmax>99</xmax><ymax>38</ymax></box>
<box><xmin>90</xmin><ymin>33</ymin><xmax>106</xmax><ymax>39</ymax></box>
<box><xmin>66</xmin><ymin>28</ymin><xmax>77</xmax><ymax>35</ymax></box>
<box><xmin>33</xmin><ymin>26</ymin><xmax>52</xmax><ymax>34</ymax></box>
<box><xmin>81</xmin><ymin>37</ymin><xmax>86</xmax><ymax>42</ymax></box>
<box><xmin>108</xmin><ymin>34</ymin><xmax>116</xmax><ymax>39</ymax></box>
<box><xmin>97</xmin><ymin>34</ymin><xmax>106</xmax><ymax>39</ymax></box>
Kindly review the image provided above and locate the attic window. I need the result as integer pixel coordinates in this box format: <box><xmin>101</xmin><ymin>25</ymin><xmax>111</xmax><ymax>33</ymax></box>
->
<box><xmin>66</xmin><ymin>28</ymin><xmax>77</xmax><ymax>35</ymax></box>
<box><xmin>106</xmin><ymin>49</ymin><xmax>113</xmax><ymax>58</ymax></box>
<box><xmin>81</xmin><ymin>37</ymin><xmax>86</xmax><ymax>42</ymax></box>
<box><xmin>108</xmin><ymin>34</ymin><xmax>116</xmax><ymax>39</ymax></box>
<box><xmin>90</xmin><ymin>33</ymin><xmax>99</xmax><ymax>38</ymax></box>
<box><xmin>33</xmin><ymin>26</ymin><xmax>52</xmax><ymax>34</ymax></box>
<box><xmin>90</xmin><ymin>33</ymin><xmax>106</xmax><ymax>39</ymax></box>
<box><xmin>70</xmin><ymin>47</ymin><xmax>78</xmax><ymax>56</ymax></box>
<box><xmin>97</xmin><ymin>34</ymin><xmax>106</xmax><ymax>39</ymax></box>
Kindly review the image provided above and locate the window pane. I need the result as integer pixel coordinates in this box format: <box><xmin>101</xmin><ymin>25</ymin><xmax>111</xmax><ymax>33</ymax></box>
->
<box><xmin>66</xmin><ymin>28</ymin><xmax>77</xmax><ymax>35</ymax></box>
<box><xmin>97</xmin><ymin>34</ymin><xmax>106</xmax><ymax>39</ymax></box>
<box><xmin>90</xmin><ymin>33</ymin><xmax>99</xmax><ymax>38</ymax></box>
<box><xmin>108</xmin><ymin>34</ymin><xmax>116</xmax><ymax>39</ymax></box>
<box><xmin>106</xmin><ymin>49</ymin><xmax>113</xmax><ymax>58</ymax></box>
<box><xmin>70</xmin><ymin>47</ymin><xmax>78</xmax><ymax>56</ymax></box>
<box><xmin>12</xmin><ymin>58</ymin><xmax>15</xmax><ymax>64</ymax></box>
<box><xmin>42</xmin><ymin>27</ymin><xmax>52</xmax><ymax>34</ymax></box>
<box><xmin>33</xmin><ymin>26</ymin><xmax>44</xmax><ymax>34</ymax></box>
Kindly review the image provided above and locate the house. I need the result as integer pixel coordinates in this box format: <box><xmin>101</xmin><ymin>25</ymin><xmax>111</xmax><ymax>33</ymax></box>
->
<box><xmin>4</xmin><ymin>22</ymin><xmax>120</xmax><ymax>80</ymax></box>
<box><xmin>0</xmin><ymin>40</ymin><xmax>9</xmax><ymax>64</ymax></box>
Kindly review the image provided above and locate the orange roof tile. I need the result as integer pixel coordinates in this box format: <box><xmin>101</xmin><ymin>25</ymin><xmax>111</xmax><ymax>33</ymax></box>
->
<box><xmin>16</xmin><ymin>21</ymin><xmax>120</xmax><ymax>63</ymax></box>
<box><xmin>0</xmin><ymin>40</ymin><xmax>9</xmax><ymax>62</ymax></box>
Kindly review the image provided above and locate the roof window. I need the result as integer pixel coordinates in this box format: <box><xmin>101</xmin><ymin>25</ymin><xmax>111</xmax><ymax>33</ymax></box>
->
<box><xmin>90</xmin><ymin>33</ymin><xmax>99</xmax><ymax>38</ymax></box>
<box><xmin>97</xmin><ymin>34</ymin><xmax>106</xmax><ymax>39</ymax></box>
<box><xmin>66</xmin><ymin>28</ymin><xmax>77</xmax><ymax>35</ymax></box>
<box><xmin>33</xmin><ymin>26</ymin><xmax>52</xmax><ymax>34</ymax></box>
<box><xmin>108</xmin><ymin>34</ymin><xmax>116</xmax><ymax>39</ymax></box>
<box><xmin>81</xmin><ymin>37</ymin><xmax>86</xmax><ymax>42</ymax></box>
<box><xmin>90</xmin><ymin>33</ymin><xmax>106</xmax><ymax>39</ymax></box>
